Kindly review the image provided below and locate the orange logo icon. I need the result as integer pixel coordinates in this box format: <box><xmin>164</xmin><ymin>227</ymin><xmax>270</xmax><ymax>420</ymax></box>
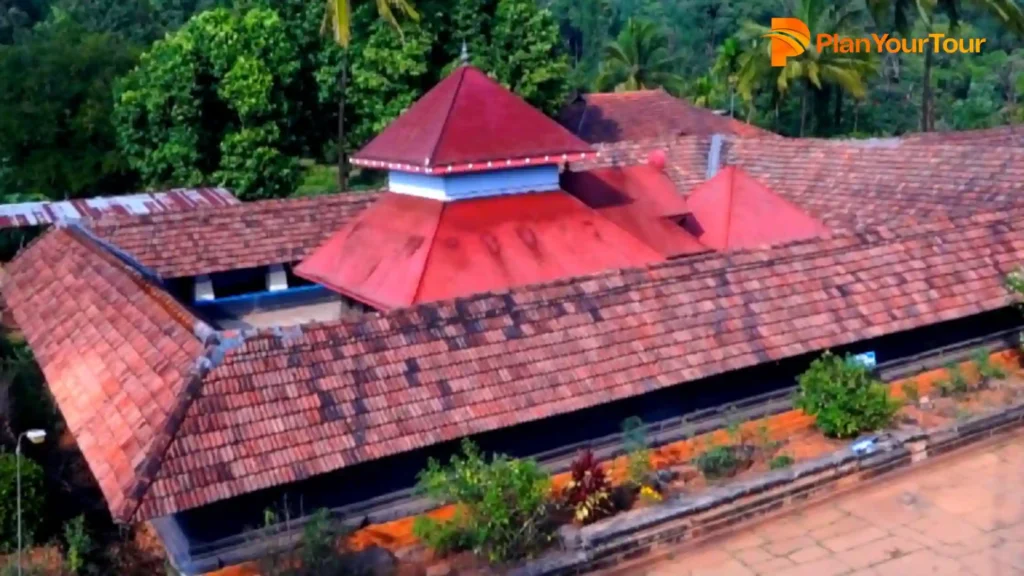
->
<box><xmin>764</xmin><ymin>18</ymin><xmax>810</xmax><ymax>67</ymax></box>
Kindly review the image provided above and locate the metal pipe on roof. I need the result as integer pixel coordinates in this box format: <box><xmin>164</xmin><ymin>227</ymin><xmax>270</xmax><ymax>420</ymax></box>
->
<box><xmin>706</xmin><ymin>134</ymin><xmax>725</xmax><ymax>179</ymax></box>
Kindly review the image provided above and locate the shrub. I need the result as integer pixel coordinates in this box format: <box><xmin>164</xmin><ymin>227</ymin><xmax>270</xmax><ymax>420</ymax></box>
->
<box><xmin>257</xmin><ymin>508</ymin><xmax>360</xmax><ymax>576</ymax></box>
<box><xmin>414</xmin><ymin>440</ymin><xmax>553</xmax><ymax>563</ymax></box>
<box><xmin>0</xmin><ymin>452</ymin><xmax>44</xmax><ymax>551</ymax></box>
<box><xmin>412</xmin><ymin>513</ymin><xmax>473</xmax><ymax>557</ymax></box>
<box><xmin>770</xmin><ymin>455</ymin><xmax>795</xmax><ymax>470</ymax></box>
<box><xmin>693</xmin><ymin>444</ymin><xmax>740</xmax><ymax>480</ymax></box>
<box><xmin>63</xmin><ymin>515</ymin><xmax>95</xmax><ymax>575</ymax></box>
<box><xmin>795</xmin><ymin>352</ymin><xmax>900</xmax><ymax>439</ymax></box>
<box><xmin>972</xmin><ymin>350</ymin><xmax>1005</xmax><ymax>382</ymax></box>
<box><xmin>901</xmin><ymin>381</ymin><xmax>920</xmax><ymax>405</ymax></box>
<box><xmin>942</xmin><ymin>362</ymin><xmax>969</xmax><ymax>396</ymax></box>
<box><xmin>562</xmin><ymin>450</ymin><xmax>612</xmax><ymax>525</ymax></box>
<box><xmin>621</xmin><ymin>417</ymin><xmax>652</xmax><ymax>487</ymax></box>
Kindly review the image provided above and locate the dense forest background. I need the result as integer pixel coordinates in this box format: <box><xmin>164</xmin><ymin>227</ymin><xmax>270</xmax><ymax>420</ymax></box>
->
<box><xmin>0</xmin><ymin>0</ymin><xmax>1021</xmax><ymax>203</ymax></box>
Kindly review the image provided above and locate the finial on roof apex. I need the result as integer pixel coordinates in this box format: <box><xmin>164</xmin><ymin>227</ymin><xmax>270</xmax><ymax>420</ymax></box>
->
<box><xmin>460</xmin><ymin>41</ymin><xmax>469</xmax><ymax>65</ymax></box>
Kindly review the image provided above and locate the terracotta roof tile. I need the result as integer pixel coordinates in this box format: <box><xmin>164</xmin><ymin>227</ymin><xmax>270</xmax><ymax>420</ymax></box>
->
<box><xmin>559</xmin><ymin>90</ymin><xmax>772</xmax><ymax>144</ymax></box>
<box><xmin>576</xmin><ymin>136</ymin><xmax>1024</xmax><ymax>232</ymax></box>
<box><xmin>88</xmin><ymin>193</ymin><xmax>376</xmax><ymax>278</ymax></box>
<box><xmin>132</xmin><ymin>207</ymin><xmax>1024</xmax><ymax>519</ymax></box>
<box><xmin>0</xmin><ymin>227</ymin><xmax>206</xmax><ymax>521</ymax></box>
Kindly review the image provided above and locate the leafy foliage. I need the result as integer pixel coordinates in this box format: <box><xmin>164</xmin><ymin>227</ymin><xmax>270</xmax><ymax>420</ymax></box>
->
<box><xmin>562</xmin><ymin>449</ymin><xmax>612</xmax><ymax>525</ymax></box>
<box><xmin>795</xmin><ymin>352</ymin><xmax>900</xmax><ymax>439</ymax></box>
<box><xmin>63</xmin><ymin>515</ymin><xmax>95</xmax><ymax>575</ymax></box>
<box><xmin>596</xmin><ymin>18</ymin><xmax>685</xmax><ymax>94</ymax></box>
<box><xmin>972</xmin><ymin>349</ymin><xmax>1006</xmax><ymax>382</ymax></box>
<box><xmin>939</xmin><ymin>362</ymin><xmax>970</xmax><ymax>397</ymax></box>
<box><xmin>113</xmin><ymin>7</ymin><xmax>302</xmax><ymax>199</ymax></box>
<box><xmin>769</xmin><ymin>454</ymin><xmax>795</xmax><ymax>470</ymax></box>
<box><xmin>0</xmin><ymin>452</ymin><xmax>44</xmax><ymax>551</ymax></box>
<box><xmin>693</xmin><ymin>444</ymin><xmax>741</xmax><ymax>480</ymax></box>
<box><xmin>0</xmin><ymin>17</ymin><xmax>139</xmax><ymax>200</ymax></box>
<box><xmin>414</xmin><ymin>440</ymin><xmax>554</xmax><ymax>563</ymax></box>
<box><xmin>621</xmin><ymin>416</ymin><xmax>652</xmax><ymax>487</ymax></box>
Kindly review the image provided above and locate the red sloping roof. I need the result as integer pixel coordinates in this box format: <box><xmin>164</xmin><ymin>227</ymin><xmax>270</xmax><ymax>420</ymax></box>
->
<box><xmin>900</xmin><ymin>124</ymin><xmax>1023</xmax><ymax>146</ymax></box>
<box><xmin>0</xmin><ymin>227</ymin><xmax>205</xmax><ymax>521</ymax></box>
<box><xmin>684</xmin><ymin>166</ymin><xmax>830</xmax><ymax>250</ymax></box>
<box><xmin>352</xmin><ymin>66</ymin><xmax>594</xmax><ymax>171</ymax></box>
<box><xmin>136</xmin><ymin>208</ymin><xmax>1023</xmax><ymax>519</ymax></box>
<box><xmin>561</xmin><ymin>165</ymin><xmax>707</xmax><ymax>258</ymax></box>
<box><xmin>0</xmin><ymin>188</ymin><xmax>238</xmax><ymax>229</ymax></box>
<box><xmin>559</xmin><ymin>90</ymin><xmax>772</xmax><ymax>144</ymax></box>
<box><xmin>89</xmin><ymin>193</ymin><xmax>376</xmax><ymax>278</ymax></box>
<box><xmin>295</xmin><ymin>191</ymin><xmax>665</xmax><ymax>309</ymax></box>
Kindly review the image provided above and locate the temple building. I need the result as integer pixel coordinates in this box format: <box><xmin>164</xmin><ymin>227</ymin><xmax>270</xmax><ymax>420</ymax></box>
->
<box><xmin>3</xmin><ymin>65</ymin><xmax>1024</xmax><ymax>574</ymax></box>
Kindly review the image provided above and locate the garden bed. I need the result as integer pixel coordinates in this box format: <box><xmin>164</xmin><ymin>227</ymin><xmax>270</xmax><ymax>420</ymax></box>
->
<box><xmin>208</xmin><ymin>349</ymin><xmax>1024</xmax><ymax>576</ymax></box>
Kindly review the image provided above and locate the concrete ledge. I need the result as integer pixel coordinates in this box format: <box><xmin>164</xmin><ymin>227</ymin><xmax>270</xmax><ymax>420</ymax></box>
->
<box><xmin>511</xmin><ymin>400</ymin><xmax>1024</xmax><ymax>576</ymax></box>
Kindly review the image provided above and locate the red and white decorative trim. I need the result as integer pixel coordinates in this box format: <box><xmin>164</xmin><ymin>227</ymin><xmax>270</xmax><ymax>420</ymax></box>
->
<box><xmin>350</xmin><ymin>151</ymin><xmax>601</xmax><ymax>174</ymax></box>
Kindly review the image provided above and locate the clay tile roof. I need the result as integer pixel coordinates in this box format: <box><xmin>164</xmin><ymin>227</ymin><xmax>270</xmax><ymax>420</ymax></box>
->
<box><xmin>88</xmin><ymin>192</ymin><xmax>376</xmax><ymax>278</ymax></box>
<box><xmin>683</xmin><ymin>166</ymin><xmax>830</xmax><ymax>250</ymax></box>
<box><xmin>0</xmin><ymin>188</ymin><xmax>238</xmax><ymax>229</ymax></box>
<box><xmin>131</xmin><ymin>207</ymin><xmax>1024</xmax><ymax>519</ymax></box>
<box><xmin>559</xmin><ymin>90</ymin><xmax>772</xmax><ymax>144</ymax></box>
<box><xmin>351</xmin><ymin>66</ymin><xmax>594</xmax><ymax>171</ymax></box>
<box><xmin>900</xmin><ymin>124</ymin><xmax>1024</xmax><ymax>146</ymax></box>
<box><xmin>0</xmin><ymin>227</ymin><xmax>206</xmax><ymax>521</ymax></box>
<box><xmin>294</xmin><ymin>190</ymin><xmax>665</xmax><ymax>309</ymax></box>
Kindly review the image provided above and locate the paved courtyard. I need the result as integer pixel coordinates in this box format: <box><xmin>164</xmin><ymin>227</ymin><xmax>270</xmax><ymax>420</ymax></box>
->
<box><xmin>632</xmin><ymin>430</ymin><xmax>1024</xmax><ymax>576</ymax></box>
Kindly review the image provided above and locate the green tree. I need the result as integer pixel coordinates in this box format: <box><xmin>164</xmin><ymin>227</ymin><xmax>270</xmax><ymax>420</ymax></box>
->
<box><xmin>713</xmin><ymin>37</ymin><xmax>742</xmax><ymax>117</ymax></box>
<box><xmin>0</xmin><ymin>0</ymin><xmax>48</xmax><ymax>44</ymax></box>
<box><xmin>738</xmin><ymin>0</ymin><xmax>875</xmax><ymax>136</ymax></box>
<box><xmin>480</xmin><ymin>0</ymin><xmax>571</xmax><ymax>116</ymax></box>
<box><xmin>113</xmin><ymin>8</ymin><xmax>302</xmax><ymax>199</ymax></box>
<box><xmin>0</xmin><ymin>17</ymin><xmax>138</xmax><ymax>200</ymax></box>
<box><xmin>596</xmin><ymin>18</ymin><xmax>685</xmax><ymax>94</ymax></box>
<box><xmin>321</xmin><ymin>0</ymin><xmax>418</xmax><ymax>191</ymax></box>
<box><xmin>0</xmin><ymin>452</ymin><xmax>44</xmax><ymax>551</ymax></box>
<box><xmin>866</xmin><ymin>0</ymin><xmax>1024</xmax><ymax>131</ymax></box>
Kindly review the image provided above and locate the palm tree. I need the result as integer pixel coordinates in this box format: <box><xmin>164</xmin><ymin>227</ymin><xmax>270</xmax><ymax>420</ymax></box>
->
<box><xmin>322</xmin><ymin>0</ymin><xmax>418</xmax><ymax>191</ymax></box>
<box><xmin>595</xmin><ymin>19</ymin><xmax>686</xmax><ymax>95</ymax></box>
<box><xmin>737</xmin><ymin>0</ymin><xmax>875</xmax><ymax>136</ymax></box>
<box><xmin>713</xmin><ymin>37</ymin><xmax>742</xmax><ymax>117</ymax></box>
<box><xmin>866</xmin><ymin>0</ymin><xmax>1024</xmax><ymax>131</ymax></box>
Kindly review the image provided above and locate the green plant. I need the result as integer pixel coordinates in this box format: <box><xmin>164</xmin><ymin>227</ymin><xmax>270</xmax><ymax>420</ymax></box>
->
<box><xmin>795</xmin><ymin>352</ymin><xmax>901</xmax><ymax>439</ymax></box>
<box><xmin>693</xmin><ymin>443</ymin><xmax>741</xmax><ymax>480</ymax></box>
<box><xmin>944</xmin><ymin>362</ymin><xmax>969</xmax><ymax>396</ymax></box>
<box><xmin>755</xmin><ymin>422</ymin><xmax>781</xmax><ymax>457</ymax></box>
<box><xmin>621</xmin><ymin>417</ymin><xmax>652</xmax><ymax>487</ymax></box>
<box><xmin>770</xmin><ymin>455</ymin><xmax>795</xmax><ymax>470</ymax></box>
<box><xmin>562</xmin><ymin>449</ymin><xmax>612</xmax><ymax>525</ymax></box>
<box><xmin>901</xmin><ymin>381</ymin><xmax>920</xmax><ymax>405</ymax></box>
<box><xmin>0</xmin><ymin>453</ymin><xmax>44</xmax><ymax>552</ymax></box>
<box><xmin>414</xmin><ymin>440</ymin><xmax>553</xmax><ymax>564</ymax></box>
<box><xmin>63</xmin><ymin>515</ymin><xmax>94</xmax><ymax>575</ymax></box>
<box><xmin>972</xmin><ymin>349</ymin><xmax>1006</xmax><ymax>382</ymax></box>
<box><xmin>413</xmin><ymin>512</ymin><xmax>473</xmax><ymax>557</ymax></box>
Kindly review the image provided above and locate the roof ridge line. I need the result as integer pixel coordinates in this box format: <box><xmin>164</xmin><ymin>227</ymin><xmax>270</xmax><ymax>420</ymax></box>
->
<box><xmin>411</xmin><ymin>201</ymin><xmax>448</xmax><ymax>305</ymax></box>
<box><xmin>424</xmin><ymin>66</ymin><xmax>469</xmax><ymax>169</ymax></box>
<box><xmin>118</xmin><ymin>328</ymin><xmax>265</xmax><ymax>522</ymax></box>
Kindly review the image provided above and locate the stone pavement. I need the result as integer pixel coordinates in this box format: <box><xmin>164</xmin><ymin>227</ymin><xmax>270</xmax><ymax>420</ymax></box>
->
<box><xmin>632</xmin><ymin>430</ymin><xmax>1024</xmax><ymax>576</ymax></box>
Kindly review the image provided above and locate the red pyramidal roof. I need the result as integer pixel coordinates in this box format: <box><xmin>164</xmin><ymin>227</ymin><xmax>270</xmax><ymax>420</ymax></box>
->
<box><xmin>684</xmin><ymin>166</ymin><xmax>830</xmax><ymax>251</ymax></box>
<box><xmin>350</xmin><ymin>66</ymin><xmax>596</xmax><ymax>174</ymax></box>
<box><xmin>294</xmin><ymin>191</ymin><xmax>663</xmax><ymax>309</ymax></box>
